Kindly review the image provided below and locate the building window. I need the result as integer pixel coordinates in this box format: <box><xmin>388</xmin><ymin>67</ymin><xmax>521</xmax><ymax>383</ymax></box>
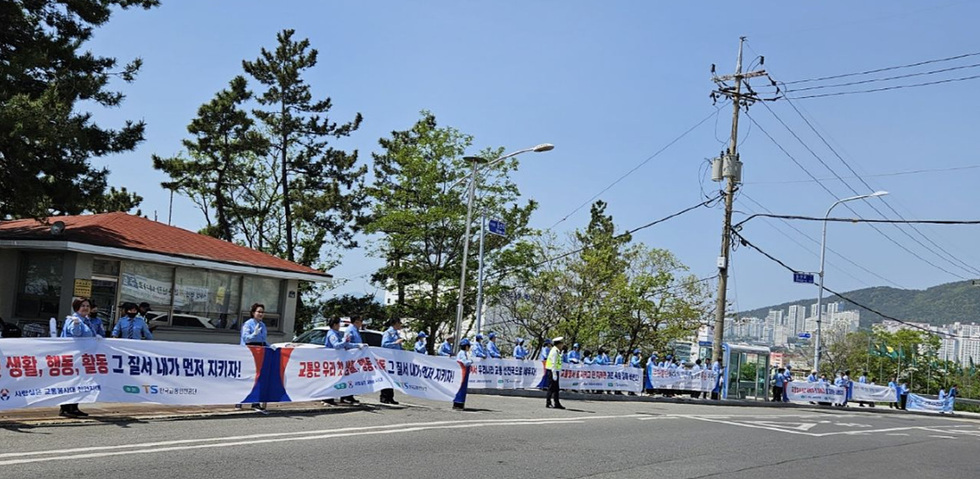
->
<box><xmin>15</xmin><ymin>252</ymin><xmax>63</xmax><ymax>319</ymax></box>
<box><xmin>242</xmin><ymin>277</ymin><xmax>282</xmax><ymax>330</ymax></box>
<box><xmin>120</xmin><ymin>261</ymin><xmax>175</xmax><ymax>322</ymax></box>
<box><xmin>174</xmin><ymin>268</ymin><xmax>247</xmax><ymax>331</ymax></box>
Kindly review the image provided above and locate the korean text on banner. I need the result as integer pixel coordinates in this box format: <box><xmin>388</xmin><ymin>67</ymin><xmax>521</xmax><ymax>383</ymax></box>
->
<box><xmin>851</xmin><ymin>382</ymin><xmax>897</xmax><ymax>403</ymax></box>
<box><xmin>559</xmin><ymin>364</ymin><xmax>643</xmax><ymax>392</ymax></box>
<box><xmin>906</xmin><ymin>393</ymin><xmax>954</xmax><ymax>414</ymax></box>
<box><xmin>466</xmin><ymin>358</ymin><xmax>545</xmax><ymax>389</ymax></box>
<box><xmin>784</xmin><ymin>381</ymin><xmax>846</xmax><ymax>404</ymax></box>
<box><xmin>647</xmin><ymin>366</ymin><xmax>718</xmax><ymax>392</ymax></box>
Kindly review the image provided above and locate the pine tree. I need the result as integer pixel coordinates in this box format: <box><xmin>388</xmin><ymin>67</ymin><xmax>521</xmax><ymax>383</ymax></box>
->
<box><xmin>242</xmin><ymin>29</ymin><xmax>367</xmax><ymax>265</ymax></box>
<box><xmin>153</xmin><ymin>76</ymin><xmax>269</xmax><ymax>241</ymax></box>
<box><xmin>0</xmin><ymin>0</ymin><xmax>158</xmax><ymax>219</ymax></box>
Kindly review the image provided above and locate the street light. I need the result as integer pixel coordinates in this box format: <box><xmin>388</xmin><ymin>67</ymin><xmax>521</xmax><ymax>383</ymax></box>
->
<box><xmin>813</xmin><ymin>190</ymin><xmax>888</xmax><ymax>372</ymax></box>
<box><xmin>452</xmin><ymin>143</ymin><xmax>554</xmax><ymax>353</ymax></box>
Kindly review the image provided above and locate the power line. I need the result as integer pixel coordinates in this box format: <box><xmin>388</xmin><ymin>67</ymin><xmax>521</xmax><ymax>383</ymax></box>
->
<box><xmin>547</xmin><ymin>105</ymin><xmax>726</xmax><ymax>231</ymax></box>
<box><xmin>781</xmin><ymin>50</ymin><xmax>980</xmax><ymax>85</ymax></box>
<box><xmin>779</xmin><ymin>98</ymin><xmax>980</xmax><ymax>277</ymax></box>
<box><xmin>743</xmin><ymin>164</ymin><xmax>980</xmax><ymax>185</ymax></box>
<box><xmin>787</xmin><ymin>61</ymin><xmax>980</xmax><ymax>93</ymax></box>
<box><xmin>730</xmin><ymin>229</ymin><xmax>970</xmax><ymax>339</ymax></box>
<box><xmin>788</xmin><ymin>73</ymin><xmax>980</xmax><ymax>99</ymax></box>
<box><xmin>744</xmin><ymin>111</ymin><xmax>969</xmax><ymax>279</ymax></box>
<box><xmin>735</xmin><ymin>213</ymin><xmax>980</xmax><ymax>228</ymax></box>
<box><xmin>756</xmin><ymin>103</ymin><xmax>976</xmax><ymax>279</ymax></box>
<box><xmin>739</xmin><ymin>192</ymin><xmax>900</xmax><ymax>288</ymax></box>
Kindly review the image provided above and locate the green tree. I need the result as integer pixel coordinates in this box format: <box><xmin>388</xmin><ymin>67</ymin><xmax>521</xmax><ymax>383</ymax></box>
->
<box><xmin>243</xmin><ymin>28</ymin><xmax>367</xmax><ymax>266</ymax></box>
<box><xmin>365</xmin><ymin>111</ymin><xmax>536</xmax><ymax>346</ymax></box>
<box><xmin>153</xmin><ymin>76</ymin><xmax>269</xmax><ymax>241</ymax></box>
<box><xmin>315</xmin><ymin>294</ymin><xmax>387</xmax><ymax>330</ymax></box>
<box><xmin>87</xmin><ymin>186</ymin><xmax>143</xmax><ymax>215</ymax></box>
<box><xmin>1</xmin><ymin>0</ymin><xmax>158</xmax><ymax>220</ymax></box>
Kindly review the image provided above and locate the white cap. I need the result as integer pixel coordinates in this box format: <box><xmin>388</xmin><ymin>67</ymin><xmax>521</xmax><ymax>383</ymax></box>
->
<box><xmin>552</xmin><ymin>336</ymin><xmax>564</xmax><ymax>344</ymax></box>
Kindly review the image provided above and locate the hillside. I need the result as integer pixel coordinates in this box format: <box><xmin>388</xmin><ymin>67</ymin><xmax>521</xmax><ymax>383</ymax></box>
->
<box><xmin>739</xmin><ymin>280</ymin><xmax>980</xmax><ymax>328</ymax></box>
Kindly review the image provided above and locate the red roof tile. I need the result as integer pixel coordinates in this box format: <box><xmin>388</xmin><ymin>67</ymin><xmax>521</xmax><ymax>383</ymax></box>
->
<box><xmin>0</xmin><ymin>212</ymin><xmax>329</xmax><ymax>278</ymax></box>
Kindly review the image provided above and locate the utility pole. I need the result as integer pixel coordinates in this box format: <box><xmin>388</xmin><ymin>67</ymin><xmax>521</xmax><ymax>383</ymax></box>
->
<box><xmin>709</xmin><ymin>37</ymin><xmax>767</xmax><ymax>367</ymax></box>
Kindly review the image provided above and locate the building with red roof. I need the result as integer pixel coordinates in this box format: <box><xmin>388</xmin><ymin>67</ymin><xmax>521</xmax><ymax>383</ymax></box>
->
<box><xmin>0</xmin><ymin>212</ymin><xmax>331</xmax><ymax>344</ymax></box>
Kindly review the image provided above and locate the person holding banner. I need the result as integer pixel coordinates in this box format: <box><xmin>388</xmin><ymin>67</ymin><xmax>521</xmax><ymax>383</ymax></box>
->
<box><xmin>59</xmin><ymin>297</ymin><xmax>98</xmax><ymax>417</ymax></box>
<box><xmin>546</xmin><ymin>337</ymin><xmax>566</xmax><ymax>409</ymax></box>
<box><xmin>487</xmin><ymin>332</ymin><xmax>501</xmax><ymax>359</ymax></box>
<box><xmin>438</xmin><ymin>337</ymin><xmax>453</xmax><ymax>357</ymax></box>
<box><xmin>539</xmin><ymin>339</ymin><xmax>552</xmax><ymax>361</ymax></box>
<box><xmin>340</xmin><ymin>315</ymin><xmax>367</xmax><ymax>405</ymax></box>
<box><xmin>513</xmin><ymin>338</ymin><xmax>528</xmax><ymax>360</ymax></box>
<box><xmin>583</xmin><ymin>350</ymin><xmax>594</xmax><ymax>365</ymax></box>
<box><xmin>380</xmin><ymin>318</ymin><xmax>405</xmax><ymax>405</ymax></box>
<box><xmin>473</xmin><ymin>334</ymin><xmax>487</xmax><ymax>359</ymax></box>
<box><xmin>414</xmin><ymin>331</ymin><xmax>428</xmax><ymax>354</ymax></box>
<box><xmin>322</xmin><ymin>317</ymin><xmax>349</xmax><ymax>406</ymax></box>
<box><xmin>888</xmin><ymin>378</ymin><xmax>899</xmax><ymax>409</ymax></box>
<box><xmin>111</xmin><ymin>302</ymin><xmax>152</xmax><ymax>340</ymax></box>
<box><xmin>87</xmin><ymin>301</ymin><xmax>106</xmax><ymax>338</ymax></box>
<box><xmin>240</xmin><ymin>303</ymin><xmax>269</xmax><ymax>412</ymax></box>
<box><xmin>567</xmin><ymin>343</ymin><xmax>581</xmax><ymax>364</ymax></box>
<box><xmin>771</xmin><ymin>367</ymin><xmax>785</xmax><ymax>402</ymax></box>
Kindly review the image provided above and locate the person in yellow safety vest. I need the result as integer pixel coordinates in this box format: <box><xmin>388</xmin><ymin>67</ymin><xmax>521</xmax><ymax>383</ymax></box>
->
<box><xmin>546</xmin><ymin>337</ymin><xmax>566</xmax><ymax>409</ymax></box>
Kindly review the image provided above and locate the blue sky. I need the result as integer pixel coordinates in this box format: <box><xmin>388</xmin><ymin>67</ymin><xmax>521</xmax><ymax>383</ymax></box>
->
<box><xmin>84</xmin><ymin>1</ymin><xmax>980</xmax><ymax>312</ymax></box>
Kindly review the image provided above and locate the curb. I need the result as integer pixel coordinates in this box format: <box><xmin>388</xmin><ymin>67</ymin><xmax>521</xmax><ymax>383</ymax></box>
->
<box><xmin>469</xmin><ymin>389</ymin><xmax>980</xmax><ymax>421</ymax></box>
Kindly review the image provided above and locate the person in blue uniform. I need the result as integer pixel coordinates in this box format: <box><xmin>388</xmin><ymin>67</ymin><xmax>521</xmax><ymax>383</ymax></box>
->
<box><xmin>321</xmin><ymin>317</ymin><xmax>351</xmax><ymax>406</ymax></box>
<box><xmin>60</xmin><ymin>297</ymin><xmax>98</xmax><ymax>417</ymax></box>
<box><xmin>486</xmin><ymin>332</ymin><xmax>501</xmax><ymax>359</ymax></box>
<box><xmin>513</xmin><ymin>338</ymin><xmax>528</xmax><ymax>360</ymax></box>
<box><xmin>539</xmin><ymin>339</ymin><xmax>552</xmax><ymax>361</ymax></box>
<box><xmin>629</xmin><ymin>349</ymin><xmax>642</xmax><ymax>368</ymax></box>
<box><xmin>472</xmin><ymin>334</ymin><xmax>487</xmax><ymax>359</ymax></box>
<box><xmin>567</xmin><ymin>343</ymin><xmax>581</xmax><ymax>364</ymax></box>
<box><xmin>380</xmin><ymin>318</ymin><xmax>405</xmax><ymax>405</ymax></box>
<box><xmin>240</xmin><ymin>303</ymin><xmax>269</xmax><ymax>411</ymax></box>
<box><xmin>86</xmin><ymin>301</ymin><xmax>106</xmax><ymax>338</ymax></box>
<box><xmin>438</xmin><ymin>337</ymin><xmax>453</xmax><ymax>356</ymax></box>
<box><xmin>614</xmin><ymin>350</ymin><xmax>625</xmax><ymax>366</ymax></box>
<box><xmin>453</xmin><ymin>339</ymin><xmax>474</xmax><ymax>410</ymax></box>
<box><xmin>583</xmin><ymin>350</ymin><xmax>594</xmax><ymax>365</ymax></box>
<box><xmin>111</xmin><ymin>302</ymin><xmax>152</xmax><ymax>340</ymax></box>
<box><xmin>340</xmin><ymin>315</ymin><xmax>367</xmax><ymax>405</ymax></box>
<box><xmin>414</xmin><ymin>331</ymin><xmax>428</xmax><ymax>354</ymax></box>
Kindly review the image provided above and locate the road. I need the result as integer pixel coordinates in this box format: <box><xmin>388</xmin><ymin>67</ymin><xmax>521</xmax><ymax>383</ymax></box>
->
<box><xmin>1</xmin><ymin>395</ymin><xmax>977</xmax><ymax>479</ymax></box>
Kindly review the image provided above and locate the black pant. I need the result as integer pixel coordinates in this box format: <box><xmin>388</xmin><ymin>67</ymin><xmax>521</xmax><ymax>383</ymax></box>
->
<box><xmin>900</xmin><ymin>393</ymin><xmax>908</xmax><ymax>410</ymax></box>
<box><xmin>772</xmin><ymin>386</ymin><xmax>783</xmax><ymax>402</ymax></box>
<box><xmin>380</xmin><ymin>388</ymin><xmax>394</xmax><ymax>402</ymax></box>
<box><xmin>547</xmin><ymin>373</ymin><xmax>561</xmax><ymax>406</ymax></box>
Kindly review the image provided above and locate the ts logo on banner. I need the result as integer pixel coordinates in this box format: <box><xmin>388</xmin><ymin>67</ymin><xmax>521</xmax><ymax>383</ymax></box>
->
<box><xmin>0</xmin><ymin>389</ymin><xmax>9</xmax><ymax>401</ymax></box>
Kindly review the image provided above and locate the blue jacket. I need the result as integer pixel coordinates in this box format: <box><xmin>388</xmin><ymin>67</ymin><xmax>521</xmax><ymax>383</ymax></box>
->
<box><xmin>414</xmin><ymin>339</ymin><xmax>427</xmax><ymax>354</ymax></box>
<box><xmin>583</xmin><ymin>357</ymin><xmax>594</xmax><ymax>365</ymax></box>
<box><xmin>473</xmin><ymin>342</ymin><xmax>487</xmax><ymax>359</ymax></box>
<box><xmin>439</xmin><ymin>341</ymin><xmax>453</xmax><ymax>357</ymax></box>
<box><xmin>567</xmin><ymin>350</ymin><xmax>581</xmax><ymax>363</ymax></box>
<box><xmin>456</xmin><ymin>350</ymin><xmax>472</xmax><ymax>366</ymax></box>
<box><xmin>62</xmin><ymin>312</ymin><xmax>97</xmax><ymax>338</ymax></box>
<box><xmin>614</xmin><ymin>354</ymin><xmax>624</xmax><ymax>365</ymax></box>
<box><xmin>630</xmin><ymin>355</ymin><xmax>641</xmax><ymax>368</ymax></box>
<box><xmin>112</xmin><ymin>316</ymin><xmax>152</xmax><ymax>340</ymax></box>
<box><xmin>344</xmin><ymin>324</ymin><xmax>363</xmax><ymax>345</ymax></box>
<box><xmin>325</xmin><ymin>328</ymin><xmax>348</xmax><ymax>349</ymax></box>
<box><xmin>88</xmin><ymin>316</ymin><xmax>106</xmax><ymax>338</ymax></box>
<box><xmin>487</xmin><ymin>341</ymin><xmax>501</xmax><ymax>358</ymax></box>
<box><xmin>540</xmin><ymin>346</ymin><xmax>551</xmax><ymax>361</ymax></box>
<box><xmin>381</xmin><ymin>327</ymin><xmax>402</xmax><ymax>350</ymax></box>
<box><xmin>240</xmin><ymin>318</ymin><xmax>268</xmax><ymax>346</ymax></box>
<box><xmin>514</xmin><ymin>345</ymin><xmax>528</xmax><ymax>360</ymax></box>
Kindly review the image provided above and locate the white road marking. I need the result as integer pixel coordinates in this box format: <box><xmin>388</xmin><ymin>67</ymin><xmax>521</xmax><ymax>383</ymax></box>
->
<box><xmin>886</xmin><ymin>433</ymin><xmax>910</xmax><ymax>436</ymax></box>
<box><xmin>0</xmin><ymin>414</ymin><xmax>645</xmax><ymax>465</ymax></box>
<box><xmin>928</xmin><ymin>435</ymin><xmax>956</xmax><ymax>439</ymax></box>
<box><xmin>744</xmin><ymin>421</ymin><xmax>817</xmax><ymax>431</ymax></box>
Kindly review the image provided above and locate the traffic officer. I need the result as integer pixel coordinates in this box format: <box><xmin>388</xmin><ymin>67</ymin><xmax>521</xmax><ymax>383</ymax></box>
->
<box><xmin>472</xmin><ymin>334</ymin><xmax>487</xmax><ymax>359</ymax></box>
<box><xmin>111</xmin><ymin>302</ymin><xmax>152</xmax><ymax>340</ymax></box>
<box><xmin>414</xmin><ymin>331</ymin><xmax>428</xmax><ymax>354</ymax></box>
<box><xmin>438</xmin><ymin>337</ymin><xmax>453</xmax><ymax>356</ymax></box>
<box><xmin>513</xmin><ymin>338</ymin><xmax>528</xmax><ymax>360</ymax></box>
<box><xmin>380</xmin><ymin>318</ymin><xmax>405</xmax><ymax>405</ymax></box>
<box><xmin>487</xmin><ymin>332</ymin><xmax>501</xmax><ymax>359</ymax></box>
<box><xmin>546</xmin><ymin>337</ymin><xmax>566</xmax><ymax>409</ymax></box>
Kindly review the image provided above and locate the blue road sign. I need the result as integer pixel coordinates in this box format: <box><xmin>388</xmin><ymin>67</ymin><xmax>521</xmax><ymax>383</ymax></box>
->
<box><xmin>488</xmin><ymin>219</ymin><xmax>506</xmax><ymax>237</ymax></box>
<box><xmin>793</xmin><ymin>273</ymin><xmax>815</xmax><ymax>284</ymax></box>
<box><xmin>698</xmin><ymin>341</ymin><xmax>713</xmax><ymax>346</ymax></box>
<box><xmin>798</xmin><ymin>332</ymin><xmax>812</xmax><ymax>339</ymax></box>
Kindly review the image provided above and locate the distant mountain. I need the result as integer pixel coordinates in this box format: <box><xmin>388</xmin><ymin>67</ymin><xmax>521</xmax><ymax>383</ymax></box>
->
<box><xmin>739</xmin><ymin>280</ymin><xmax>980</xmax><ymax>328</ymax></box>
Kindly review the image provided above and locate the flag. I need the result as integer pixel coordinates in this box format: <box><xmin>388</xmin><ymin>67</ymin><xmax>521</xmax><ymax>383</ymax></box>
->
<box><xmin>885</xmin><ymin>345</ymin><xmax>898</xmax><ymax>360</ymax></box>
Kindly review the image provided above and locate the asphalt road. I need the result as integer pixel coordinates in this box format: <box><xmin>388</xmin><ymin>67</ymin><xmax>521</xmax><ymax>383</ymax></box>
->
<box><xmin>1</xmin><ymin>395</ymin><xmax>977</xmax><ymax>479</ymax></box>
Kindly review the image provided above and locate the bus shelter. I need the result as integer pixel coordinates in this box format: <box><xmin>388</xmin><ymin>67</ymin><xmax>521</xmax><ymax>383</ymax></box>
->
<box><xmin>721</xmin><ymin>343</ymin><xmax>771</xmax><ymax>401</ymax></box>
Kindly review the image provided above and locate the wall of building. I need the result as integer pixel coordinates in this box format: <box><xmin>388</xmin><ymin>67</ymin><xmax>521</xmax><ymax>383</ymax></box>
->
<box><xmin>0</xmin><ymin>249</ymin><xmax>18</xmax><ymax>321</ymax></box>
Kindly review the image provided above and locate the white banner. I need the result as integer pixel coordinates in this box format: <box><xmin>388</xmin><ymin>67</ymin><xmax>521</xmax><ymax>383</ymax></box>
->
<box><xmin>466</xmin><ymin>358</ymin><xmax>545</xmax><ymax>390</ymax></box>
<box><xmin>281</xmin><ymin>347</ymin><xmax>467</xmax><ymax>403</ymax></box>
<box><xmin>559</xmin><ymin>364</ymin><xmax>643</xmax><ymax>392</ymax></box>
<box><xmin>784</xmin><ymin>381</ymin><xmax>846</xmax><ymax>403</ymax></box>
<box><xmin>907</xmin><ymin>393</ymin><xmax>953</xmax><ymax>414</ymax></box>
<box><xmin>0</xmin><ymin>338</ymin><xmax>259</xmax><ymax>409</ymax></box>
<box><xmin>851</xmin><ymin>382</ymin><xmax>897</xmax><ymax>403</ymax></box>
<box><xmin>647</xmin><ymin>366</ymin><xmax>718</xmax><ymax>392</ymax></box>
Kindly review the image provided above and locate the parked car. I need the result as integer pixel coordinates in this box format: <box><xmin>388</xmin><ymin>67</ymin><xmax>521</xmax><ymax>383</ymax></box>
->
<box><xmin>271</xmin><ymin>327</ymin><xmax>383</xmax><ymax>349</ymax></box>
<box><xmin>147</xmin><ymin>313</ymin><xmax>216</xmax><ymax>330</ymax></box>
